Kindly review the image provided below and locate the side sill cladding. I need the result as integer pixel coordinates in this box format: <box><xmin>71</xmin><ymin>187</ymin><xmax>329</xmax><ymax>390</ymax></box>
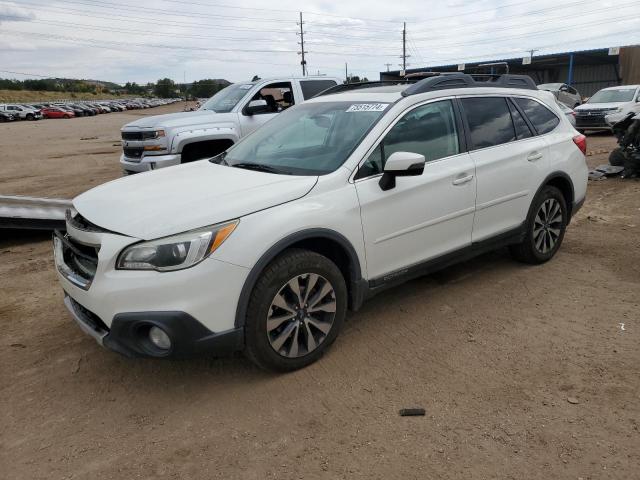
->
<box><xmin>233</xmin><ymin>229</ymin><xmax>365</xmax><ymax>328</ymax></box>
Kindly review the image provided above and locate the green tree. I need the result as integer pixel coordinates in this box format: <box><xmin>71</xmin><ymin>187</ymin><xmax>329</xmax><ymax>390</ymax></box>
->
<box><xmin>154</xmin><ymin>78</ymin><xmax>176</xmax><ymax>98</ymax></box>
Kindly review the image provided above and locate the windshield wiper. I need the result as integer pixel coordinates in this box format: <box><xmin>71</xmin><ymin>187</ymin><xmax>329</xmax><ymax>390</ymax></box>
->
<box><xmin>230</xmin><ymin>162</ymin><xmax>288</xmax><ymax>174</ymax></box>
<box><xmin>209</xmin><ymin>151</ymin><xmax>228</xmax><ymax>165</ymax></box>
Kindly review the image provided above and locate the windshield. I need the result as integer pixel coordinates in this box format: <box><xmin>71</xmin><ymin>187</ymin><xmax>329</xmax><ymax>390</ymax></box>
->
<box><xmin>220</xmin><ymin>101</ymin><xmax>390</xmax><ymax>175</ymax></box>
<box><xmin>200</xmin><ymin>83</ymin><xmax>254</xmax><ymax>113</ymax></box>
<box><xmin>538</xmin><ymin>83</ymin><xmax>563</xmax><ymax>90</ymax></box>
<box><xmin>588</xmin><ymin>88</ymin><xmax>637</xmax><ymax>104</ymax></box>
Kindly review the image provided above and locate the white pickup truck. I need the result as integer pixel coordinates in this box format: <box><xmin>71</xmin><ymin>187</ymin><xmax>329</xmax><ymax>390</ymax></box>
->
<box><xmin>119</xmin><ymin>76</ymin><xmax>340</xmax><ymax>174</ymax></box>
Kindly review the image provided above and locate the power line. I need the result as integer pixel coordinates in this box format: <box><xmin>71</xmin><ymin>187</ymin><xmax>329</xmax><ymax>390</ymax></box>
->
<box><xmin>409</xmin><ymin>16</ymin><xmax>640</xmax><ymax>51</ymax></box>
<box><xmin>410</xmin><ymin>1</ymin><xmax>639</xmax><ymax>41</ymax></box>
<box><xmin>0</xmin><ymin>0</ymin><xmax>297</xmax><ymax>33</ymax></box>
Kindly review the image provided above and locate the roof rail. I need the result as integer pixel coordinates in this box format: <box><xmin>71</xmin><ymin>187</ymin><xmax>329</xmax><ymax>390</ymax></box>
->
<box><xmin>314</xmin><ymin>80</ymin><xmax>414</xmax><ymax>98</ymax></box>
<box><xmin>401</xmin><ymin>72</ymin><xmax>537</xmax><ymax>96</ymax></box>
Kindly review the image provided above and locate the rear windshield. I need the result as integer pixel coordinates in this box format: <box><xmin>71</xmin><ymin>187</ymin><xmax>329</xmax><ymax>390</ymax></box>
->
<box><xmin>588</xmin><ymin>88</ymin><xmax>637</xmax><ymax>104</ymax></box>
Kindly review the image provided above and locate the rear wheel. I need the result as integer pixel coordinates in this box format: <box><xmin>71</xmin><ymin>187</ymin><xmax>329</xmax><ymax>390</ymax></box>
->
<box><xmin>244</xmin><ymin>249</ymin><xmax>347</xmax><ymax>371</ymax></box>
<box><xmin>510</xmin><ymin>186</ymin><xmax>568</xmax><ymax>264</ymax></box>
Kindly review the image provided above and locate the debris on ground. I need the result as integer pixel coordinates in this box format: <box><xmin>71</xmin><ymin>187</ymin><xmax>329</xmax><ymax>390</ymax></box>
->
<box><xmin>567</xmin><ymin>397</ymin><xmax>580</xmax><ymax>404</ymax></box>
<box><xmin>399</xmin><ymin>408</ymin><xmax>426</xmax><ymax>416</ymax></box>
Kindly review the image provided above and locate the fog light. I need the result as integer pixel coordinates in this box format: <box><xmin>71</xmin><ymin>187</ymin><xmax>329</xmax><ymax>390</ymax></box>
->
<box><xmin>149</xmin><ymin>326</ymin><xmax>171</xmax><ymax>350</ymax></box>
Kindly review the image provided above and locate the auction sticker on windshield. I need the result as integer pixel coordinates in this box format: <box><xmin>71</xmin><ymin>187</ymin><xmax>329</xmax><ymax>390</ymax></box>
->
<box><xmin>346</xmin><ymin>103</ymin><xmax>388</xmax><ymax>112</ymax></box>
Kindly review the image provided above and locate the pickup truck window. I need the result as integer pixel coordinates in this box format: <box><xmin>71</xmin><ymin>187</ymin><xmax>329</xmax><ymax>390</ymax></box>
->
<box><xmin>248</xmin><ymin>82</ymin><xmax>295</xmax><ymax>114</ymax></box>
<box><xmin>300</xmin><ymin>80</ymin><xmax>339</xmax><ymax>99</ymax></box>
<box><xmin>200</xmin><ymin>83</ymin><xmax>254</xmax><ymax>113</ymax></box>
<box><xmin>223</xmin><ymin>102</ymin><xmax>389</xmax><ymax>175</ymax></box>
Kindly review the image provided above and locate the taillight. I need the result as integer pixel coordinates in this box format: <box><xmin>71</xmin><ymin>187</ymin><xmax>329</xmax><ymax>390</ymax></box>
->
<box><xmin>573</xmin><ymin>134</ymin><xmax>587</xmax><ymax>155</ymax></box>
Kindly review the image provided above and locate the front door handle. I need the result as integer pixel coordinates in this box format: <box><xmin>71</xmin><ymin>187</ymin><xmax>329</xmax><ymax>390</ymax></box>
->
<box><xmin>527</xmin><ymin>151</ymin><xmax>543</xmax><ymax>162</ymax></box>
<box><xmin>452</xmin><ymin>174</ymin><xmax>474</xmax><ymax>186</ymax></box>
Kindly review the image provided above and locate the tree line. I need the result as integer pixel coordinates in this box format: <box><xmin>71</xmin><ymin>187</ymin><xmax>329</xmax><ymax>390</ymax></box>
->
<box><xmin>0</xmin><ymin>77</ymin><xmax>231</xmax><ymax>98</ymax></box>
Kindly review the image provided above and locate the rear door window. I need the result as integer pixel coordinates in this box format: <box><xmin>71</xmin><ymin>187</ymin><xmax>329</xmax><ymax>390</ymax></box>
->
<box><xmin>513</xmin><ymin>98</ymin><xmax>560</xmax><ymax>135</ymax></box>
<box><xmin>507</xmin><ymin>100</ymin><xmax>534</xmax><ymax>140</ymax></box>
<box><xmin>300</xmin><ymin>80</ymin><xmax>339</xmax><ymax>99</ymax></box>
<box><xmin>461</xmin><ymin>97</ymin><xmax>516</xmax><ymax>149</ymax></box>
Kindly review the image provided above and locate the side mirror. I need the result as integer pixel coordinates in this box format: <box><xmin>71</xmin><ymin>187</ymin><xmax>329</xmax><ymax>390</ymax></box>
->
<box><xmin>379</xmin><ymin>151</ymin><xmax>426</xmax><ymax>191</ymax></box>
<box><xmin>244</xmin><ymin>99</ymin><xmax>269</xmax><ymax>116</ymax></box>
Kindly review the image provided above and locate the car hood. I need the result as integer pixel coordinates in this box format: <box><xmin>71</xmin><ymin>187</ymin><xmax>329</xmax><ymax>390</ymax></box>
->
<box><xmin>575</xmin><ymin>102</ymin><xmax>626</xmax><ymax>111</ymax></box>
<box><xmin>73</xmin><ymin>161</ymin><xmax>318</xmax><ymax>239</ymax></box>
<box><xmin>122</xmin><ymin>111</ymin><xmax>236</xmax><ymax>130</ymax></box>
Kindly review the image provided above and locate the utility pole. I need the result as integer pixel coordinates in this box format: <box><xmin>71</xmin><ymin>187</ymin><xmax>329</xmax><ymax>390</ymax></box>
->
<box><xmin>384</xmin><ymin>63</ymin><xmax>392</xmax><ymax>72</ymax></box>
<box><xmin>297</xmin><ymin>12</ymin><xmax>307</xmax><ymax>76</ymax></box>
<box><xmin>345</xmin><ymin>63</ymin><xmax>348</xmax><ymax>83</ymax></box>
<box><xmin>399</xmin><ymin>22</ymin><xmax>410</xmax><ymax>75</ymax></box>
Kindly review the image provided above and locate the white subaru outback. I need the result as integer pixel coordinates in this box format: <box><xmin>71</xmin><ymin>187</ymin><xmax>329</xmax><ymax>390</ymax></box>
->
<box><xmin>54</xmin><ymin>73</ymin><xmax>588</xmax><ymax>371</ymax></box>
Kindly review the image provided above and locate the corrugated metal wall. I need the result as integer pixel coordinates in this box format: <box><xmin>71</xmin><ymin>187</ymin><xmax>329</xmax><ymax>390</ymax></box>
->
<box><xmin>620</xmin><ymin>46</ymin><xmax>640</xmax><ymax>85</ymax></box>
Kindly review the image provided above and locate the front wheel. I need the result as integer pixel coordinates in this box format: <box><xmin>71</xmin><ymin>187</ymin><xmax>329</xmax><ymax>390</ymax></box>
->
<box><xmin>26</xmin><ymin>113</ymin><xmax>34</xmax><ymax>121</ymax></box>
<box><xmin>510</xmin><ymin>186</ymin><xmax>568</xmax><ymax>264</ymax></box>
<box><xmin>244</xmin><ymin>249</ymin><xmax>347</xmax><ymax>372</ymax></box>
<box><xmin>609</xmin><ymin>148</ymin><xmax>626</xmax><ymax>167</ymax></box>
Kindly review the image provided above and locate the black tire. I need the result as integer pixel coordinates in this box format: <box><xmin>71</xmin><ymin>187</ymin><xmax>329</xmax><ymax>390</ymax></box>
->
<box><xmin>244</xmin><ymin>248</ymin><xmax>347</xmax><ymax>372</ymax></box>
<box><xmin>609</xmin><ymin>147</ymin><xmax>627</xmax><ymax>167</ymax></box>
<box><xmin>26</xmin><ymin>113</ymin><xmax>34</xmax><ymax>121</ymax></box>
<box><xmin>510</xmin><ymin>186</ymin><xmax>568</xmax><ymax>265</ymax></box>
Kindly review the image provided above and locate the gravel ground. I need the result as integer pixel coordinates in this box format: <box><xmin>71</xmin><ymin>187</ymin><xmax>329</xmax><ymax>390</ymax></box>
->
<box><xmin>1</xmin><ymin>106</ymin><xmax>639</xmax><ymax>479</ymax></box>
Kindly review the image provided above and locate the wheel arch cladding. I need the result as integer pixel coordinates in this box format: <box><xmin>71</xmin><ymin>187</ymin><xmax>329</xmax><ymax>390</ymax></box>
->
<box><xmin>542</xmin><ymin>172</ymin><xmax>575</xmax><ymax>217</ymax></box>
<box><xmin>234</xmin><ymin>229</ymin><xmax>364</xmax><ymax>328</ymax></box>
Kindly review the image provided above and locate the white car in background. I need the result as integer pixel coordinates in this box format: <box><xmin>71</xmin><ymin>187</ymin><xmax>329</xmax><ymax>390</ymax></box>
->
<box><xmin>55</xmin><ymin>73</ymin><xmax>588</xmax><ymax>371</ymax></box>
<box><xmin>0</xmin><ymin>104</ymin><xmax>43</xmax><ymax>120</ymax></box>
<box><xmin>575</xmin><ymin>85</ymin><xmax>640</xmax><ymax>132</ymax></box>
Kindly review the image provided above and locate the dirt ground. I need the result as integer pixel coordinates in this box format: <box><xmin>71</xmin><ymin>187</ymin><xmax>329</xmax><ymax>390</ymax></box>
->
<box><xmin>1</xmin><ymin>106</ymin><xmax>639</xmax><ymax>479</ymax></box>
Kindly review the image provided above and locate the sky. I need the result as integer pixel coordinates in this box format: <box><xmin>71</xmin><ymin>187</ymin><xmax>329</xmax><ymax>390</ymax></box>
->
<box><xmin>0</xmin><ymin>0</ymin><xmax>638</xmax><ymax>85</ymax></box>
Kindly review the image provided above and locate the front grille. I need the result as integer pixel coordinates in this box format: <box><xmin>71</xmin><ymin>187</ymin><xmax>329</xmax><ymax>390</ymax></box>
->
<box><xmin>123</xmin><ymin>147</ymin><xmax>143</xmax><ymax>159</ymax></box>
<box><xmin>122</xmin><ymin>131</ymin><xmax>144</xmax><ymax>141</ymax></box>
<box><xmin>60</xmin><ymin>234</ymin><xmax>99</xmax><ymax>284</ymax></box>
<box><xmin>68</xmin><ymin>296</ymin><xmax>109</xmax><ymax>333</ymax></box>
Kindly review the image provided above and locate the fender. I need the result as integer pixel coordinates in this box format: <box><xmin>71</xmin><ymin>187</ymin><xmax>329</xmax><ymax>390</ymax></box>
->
<box><xmin>234</xmin><ymin>228</ymin><xmax>365</xmax><ymax>328</ymax></box>
<box><xmin>171</xmin><ymin>125</ymin><xmax>240</xmax><ymax>153</ymax></box>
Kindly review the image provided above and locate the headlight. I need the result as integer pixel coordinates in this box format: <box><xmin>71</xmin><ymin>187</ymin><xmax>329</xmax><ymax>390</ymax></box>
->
<box><xmin>141</xmin><ymin>129</ymin><xmax>165</xmax><ymax>140</ymax></box>
<box><xmin>116</xmin><ymin>220</ymin><xmax>238</xmax><ymax>271</ymax></box>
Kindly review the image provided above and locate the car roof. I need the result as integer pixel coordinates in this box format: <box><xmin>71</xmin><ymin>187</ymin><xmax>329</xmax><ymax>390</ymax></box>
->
<box><xmin>306</xmin><ymin>85</ymin><xmax>548</xmax><ymax>105</ymax></box>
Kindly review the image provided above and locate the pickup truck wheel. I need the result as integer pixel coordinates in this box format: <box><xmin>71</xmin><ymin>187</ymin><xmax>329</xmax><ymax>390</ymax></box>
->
<box><xmin>510</xmin><ymin>186</ymin><xmax>568</xmax><ymax>265</ymax></box>
<box><xmin>244</xmin><ymin>248</ymin><xmax>347</xmax><ymax>372</ymax></box>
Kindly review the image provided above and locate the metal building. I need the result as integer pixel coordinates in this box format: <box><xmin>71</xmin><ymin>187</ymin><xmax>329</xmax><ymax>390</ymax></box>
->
<box><xmin>381</xmin><ymin>45</ymin><xmax>640</xmax><ymax>97</ymax></box>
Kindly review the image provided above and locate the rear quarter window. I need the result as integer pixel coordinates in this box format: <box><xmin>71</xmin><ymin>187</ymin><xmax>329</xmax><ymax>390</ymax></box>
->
<box><xmin>300</xmin><ymin>80</ymin><xmax>339</xmax><ymax>100</ymax></box>
<box><xmin>513</xmin><ymin>98</ymin><xmax>560</xmax><ymax>135</ymax></box>
<box><xmin>461</xmin><ymin>97</ymin><xmax>516</xmax><ymax>149</ymax></box>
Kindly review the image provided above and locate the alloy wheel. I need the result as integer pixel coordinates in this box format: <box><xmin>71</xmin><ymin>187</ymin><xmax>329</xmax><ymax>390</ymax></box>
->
<box><xmin>266</xmin><ymin>273</ymin><xmax>337</xmax><ymax>358</ymax></box>
<box><xmin>533</xmin><ymin>198</ymin><xmax>563</xmax><ymax>254</ymax></box>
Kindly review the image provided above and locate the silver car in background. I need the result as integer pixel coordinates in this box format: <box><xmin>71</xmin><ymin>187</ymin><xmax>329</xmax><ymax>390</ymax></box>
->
<box><xmin>538</xmin><ymin>83</ymin><xmax>582</xmax><ymax>108</ymax></box>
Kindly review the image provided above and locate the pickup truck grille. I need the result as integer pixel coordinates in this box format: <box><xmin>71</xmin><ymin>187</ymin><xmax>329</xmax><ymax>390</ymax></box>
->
<box><xmin>123</xmin><ymin>147</ymin><xmax>143</xmax><ymax>159</ymax></box>
<box><xmin>122</xmin><ymin>131</ymin><xmax>144</xmax><ymax>141</ymax></box>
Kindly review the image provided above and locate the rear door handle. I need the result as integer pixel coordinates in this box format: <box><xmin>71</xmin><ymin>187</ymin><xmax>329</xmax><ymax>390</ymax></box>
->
<box><xmin>452</xmin><ymin>174</ymin><xmax>474</xmax><ymax>186</ymax></box>
<box><xmin>527</xmin><ymin>151</ymin><xmax>543</xmax><ymax>162</ymax></box>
